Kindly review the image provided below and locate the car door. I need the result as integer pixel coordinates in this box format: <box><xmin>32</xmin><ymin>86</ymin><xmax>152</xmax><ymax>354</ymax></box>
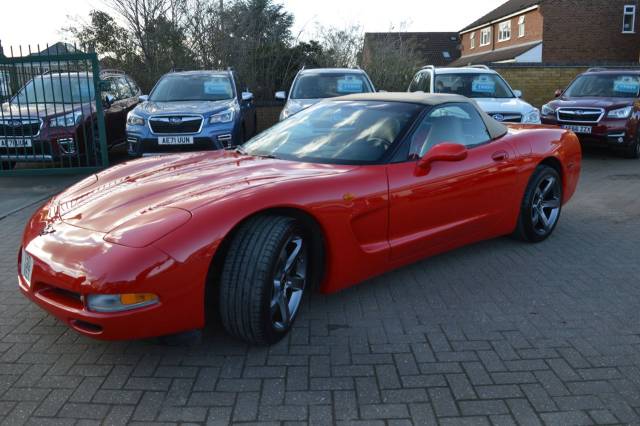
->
<box><xmin>235</xmin><ymin>76</ymin><xmax>256</xmax><ymax>137</ymax></box>
<box><xmin>386</xmin><ymin>102</ymin><xmax>518</xmax><ymax>261</ymax></box>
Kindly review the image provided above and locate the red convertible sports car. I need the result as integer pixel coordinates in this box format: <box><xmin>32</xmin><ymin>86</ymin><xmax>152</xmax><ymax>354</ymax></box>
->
<box><xmin>18</xmin><ymin>93</ymin><xmax>581</xmax><ymax>344</ymax></box>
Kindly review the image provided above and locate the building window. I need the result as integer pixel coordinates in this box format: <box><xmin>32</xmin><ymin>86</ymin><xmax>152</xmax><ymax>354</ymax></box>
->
<box><xmin>470</xmin><ymin>32</ymin><xmax>476</xmax><ymax>49</ymax></box>
<box><xmin>518</xmin><ymin>15</ymin><xmax>526</xmax><ymax>37</ymax></box>
<box><xmin>480</xmin><ymin>28</ymin><xmax>491</xmax><ymax>46</ymax></box>
<box><xmin>498</xmin><ymin>20</ymin><xmax>511</xmax><ymax>41</ymax></box>
<box><xmin>623</xmin><ymin>5</ymin><xmax>636</xmax><ymax>33</ymax></box>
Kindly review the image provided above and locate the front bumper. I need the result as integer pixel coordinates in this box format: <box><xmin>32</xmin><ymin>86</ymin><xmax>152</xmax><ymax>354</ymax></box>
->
<box><xmin>541</xmin><ymin>116</ymin><xmax>635</xmax><ymax>148</ymax></box>
<box><xmin>18</xmin><ymin>214</ymin><xmax>205</xmax><ymax>340</ymax></box>
<box><xmin>126</xmin><ymin>123</ymin><xmax>238</xmax><ymax>157</ymax></box>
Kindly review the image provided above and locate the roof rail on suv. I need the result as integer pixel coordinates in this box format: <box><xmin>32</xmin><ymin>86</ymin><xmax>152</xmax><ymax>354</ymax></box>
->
<box><xmin>469</xmin><ymin>64</ymin><xmax>490</xmax><ymax>70</ymax></box>
<box><xmin>420</xmin><ymin>65</ymin><xmax>435</xmax><ymax>71</ymax></box>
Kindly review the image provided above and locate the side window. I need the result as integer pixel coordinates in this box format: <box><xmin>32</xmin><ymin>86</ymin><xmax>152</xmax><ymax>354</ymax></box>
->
<box><xmin>112</xmin><ymin>77</ymin><xmax>132</xmax><ymax>100</ymax></box>
<box><xmin>126</xmin><ymin>77</ymin><xmax>140</xmax><ymax>96</ymax></box>
<box><xmin>407</xmin><ymin>103</ymin><xmax>491</xmax><ymax>159</ymax></box>
<box><xmin>408</xmin><ymin>71</ymin><xmax>431</xmax><ymax>92</ymax></box>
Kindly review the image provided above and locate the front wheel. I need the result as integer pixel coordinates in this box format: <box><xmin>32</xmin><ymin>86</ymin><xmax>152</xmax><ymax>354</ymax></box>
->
<box><xmin>513</xmin><ymin>165</ymin><xmax>563</xmax><ymax>243</ymax></box>
<box><xmin>219</xmin><ymin>215</ymin><xmax>309</xmax><ymax>345</ymax></box>
<box><xmin>624</xmin><ymin>136</ymin><xmax>640</xmax><ymax>159</ymax></box>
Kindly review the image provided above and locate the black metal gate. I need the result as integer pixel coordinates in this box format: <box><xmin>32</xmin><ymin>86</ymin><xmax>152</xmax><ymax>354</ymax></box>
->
<box><xmin>0</xmin><ymin>45</ymin><xmax>108</xmax><ymax>175</ymax></box>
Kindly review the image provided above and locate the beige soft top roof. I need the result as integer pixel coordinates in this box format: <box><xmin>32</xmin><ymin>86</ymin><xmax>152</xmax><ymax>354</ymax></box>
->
<box><xmin>331</xmin><ymin>92</ymin><xmax>508</xmax><ymax>140</ymax></box>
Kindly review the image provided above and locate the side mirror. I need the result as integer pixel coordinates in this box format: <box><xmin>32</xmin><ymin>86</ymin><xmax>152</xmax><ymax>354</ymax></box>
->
<box><xmin>416</xmin><ymin>143</ymin><xmax>468</xmax><ymax>175</ymax></box>
<box><xmin>513</xmin><ymin>89</ymin><xmax>522</xmax><ymax>98</ymax></box>
<box><xmin>242</xmin><ymin>91</ymin><xmax>254</xmax><ymax>102</ymax></box>
<box><xmin>378</xmin><ymin>89</ymin><xmax>388</xmax><ymax>93</ymax></box>
<box><xmin>103</xmin><ymin>94</ymin><xmax>115</xmax><ymax>109</ymax></box>
<box><xmin>554</xmin><ymin>89</ymin><xmax>563</xmax><ymax>98</ymax></box>
<box><xmin>275</xmin><ymin>91</ymin><xmax>286</xmax><ymax>100</ymax></box>
<box><xmin>138</xmin><ymin>95</ymin><xmax>149</xmax><ymax>102</ymax></box>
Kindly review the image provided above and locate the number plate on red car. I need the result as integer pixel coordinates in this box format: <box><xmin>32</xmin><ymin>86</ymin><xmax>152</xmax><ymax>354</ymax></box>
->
<box><xmin>21</xmin><ymin>249</ymin><xmax>33</xmax><ymax>286</ymax></box>
<box><xmin>561</xmin><ymin>124</ymin><xmax>592</xmax><ymax>134</ymax></box>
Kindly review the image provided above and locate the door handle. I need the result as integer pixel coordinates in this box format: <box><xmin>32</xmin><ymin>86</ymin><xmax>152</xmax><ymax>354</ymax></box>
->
<box><xmin>492</xmin><ymin>151</ymin><xmax>509</xmax><ymax>162</ymax></box>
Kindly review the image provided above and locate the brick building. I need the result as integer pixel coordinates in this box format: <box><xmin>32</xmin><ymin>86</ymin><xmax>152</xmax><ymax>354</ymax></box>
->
<box><xmin>452</xmin><ymin>0</ymin><xmax>640</xmax><ymax>66</ymax></box>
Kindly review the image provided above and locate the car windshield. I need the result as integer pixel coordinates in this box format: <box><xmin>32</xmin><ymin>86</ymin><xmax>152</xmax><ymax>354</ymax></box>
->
<box><xmin>564</xmin><ymin>74</ymin><xmax>640</xmax><ymax>98</ymax></box>
<box><xmin>242</xmin><ymin>101</ymin><xmax>422</xmax><ymax>164</ymax></box>
<box><xmin>290</xmin><ymin>73</ymin><xmax>373</xmax><ymax>100</ymax></box>
<box><xmin>150</xmin><ymin>74</ymin><xmax>234</xmax><ymax>102</ymax></box>
<box><xmin>434</xmin><ymin>73</ymin><xmax>514</xmax><ymax>98</ymax></box>
<box><xmin>13</xmin><ymin>75</ymin><xmax>95</xmax><ymax>104</ymax></box>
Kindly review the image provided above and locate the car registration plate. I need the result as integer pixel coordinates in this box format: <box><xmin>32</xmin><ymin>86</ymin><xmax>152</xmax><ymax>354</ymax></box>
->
<box><xmin>0</xmin><ymin>138</ymin><xmax>33</xmax><ymax>148</ymax></box>
<box><xmin>21</xmin><ymin>249</ymin><xmax>33</xmax><ymax>286</ymax></box>
<box><xmin>158</xmin><ymin>136</ymin><xmax>194</xmax><ymax>145</ymax></box>
<box><xmin>561</xmin><ymin>124</ymin><xmax>592</xmax><ymax>134</ymax></box>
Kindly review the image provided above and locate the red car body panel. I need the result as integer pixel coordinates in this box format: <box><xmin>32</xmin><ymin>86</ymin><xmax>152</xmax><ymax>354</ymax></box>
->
<box><xmin>19</xmin><ymin>124</ymin><xmax>581</xmax><ymax>340</ymax></box>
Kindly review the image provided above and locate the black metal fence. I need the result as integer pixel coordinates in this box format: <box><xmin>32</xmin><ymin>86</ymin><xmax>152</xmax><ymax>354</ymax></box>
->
<box><xmin>0</xmin><ymin>44</ymin><xmax>108</xmax><ymax>174</ymax></box>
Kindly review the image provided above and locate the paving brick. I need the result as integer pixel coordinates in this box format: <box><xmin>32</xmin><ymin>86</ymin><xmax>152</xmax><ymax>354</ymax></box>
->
<box><xmin>1</xmin><ymin>155</ymin><xmax>640</xmax><ymax>424</ymax></box>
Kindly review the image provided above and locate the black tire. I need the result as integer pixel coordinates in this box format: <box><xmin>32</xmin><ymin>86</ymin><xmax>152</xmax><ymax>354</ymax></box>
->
<box><xmin>0</xmin><ymin>161</ymin><xmax>16</xmax><ymax>170</ymax></box>
<box><xmin>624</xmin><ymin>136</ymin><xmax>640</xmax><ymax>159</ymax></box>
<box><xmin>513</xmin><ymin>165</ymin><xmax>563</xmax><ymax>243</ymax></box>
<box><xmin>219</xmin><ymin>215</ymin><xmax>309</xmax><ymax>345</ymax></box>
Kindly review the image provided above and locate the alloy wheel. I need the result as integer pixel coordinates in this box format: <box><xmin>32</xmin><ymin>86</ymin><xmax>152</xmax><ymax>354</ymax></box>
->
<box><xmin>531</xmin><ymin>175</ymin><xmax>561</xmax><ymax>236</ymax></box>
<box><xmin>271</xmin><ymin>234</ymin><xmax>307</xmax><ymax>331</ymax></box>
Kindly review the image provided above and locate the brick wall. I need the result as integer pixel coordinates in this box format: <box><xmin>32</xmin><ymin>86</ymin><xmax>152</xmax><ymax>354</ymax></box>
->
<box><xmin>460</xmin><ymin>8</ymin><xmax>543</xmax><ymax>58</ymax></box>
<box><xmin>491</xmin><ymin>64</ymin><xmax>587</xmax><ymax>108</ymax></box>
<box><xmin>542</xmin><ymin>0</ymin><xmax>640</xmax><ymax>63</ymax></box>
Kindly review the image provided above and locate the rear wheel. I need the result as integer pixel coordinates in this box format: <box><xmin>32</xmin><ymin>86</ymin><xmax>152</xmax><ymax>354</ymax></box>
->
<box><xmin>219</xmin><ymin>215</ymin><xmax>309</xmax><ymax>345</ymax></box>
<box><xmin>513</xmin><ymin>165</ymin><xmax>563</xmax><ymax>243</ymax></box>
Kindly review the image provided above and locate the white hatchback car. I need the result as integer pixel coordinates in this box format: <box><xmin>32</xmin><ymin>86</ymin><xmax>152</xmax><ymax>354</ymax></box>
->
<box><xmin>276</xmin><ymin>68</ymin><xmax>376</xmax><ymax>121</ymax></box>
<box><xmin>408</xmin><ymin>65</ymin><xmax>540</xmax><ymax>124</ymax></box>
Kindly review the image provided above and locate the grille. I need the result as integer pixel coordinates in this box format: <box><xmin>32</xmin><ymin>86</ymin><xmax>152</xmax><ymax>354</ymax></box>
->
<box><xmin>0</xmin><ymin>118</ymin><xmax>41</xmax><ymax>137</ymax></box>
<box><xmin>149</xmin><ymin>116</ymin><xmax>202</xmax><ymax>134</ymax></box>
<box><xmin>489</xmin><ymin>113</ymin><xmax>522</xmax><ymax>123</ymax></box>
<box><xmin>557</xmin><ymin>108</ymin><xmax>604</xmax><ymax>123</ymax></box>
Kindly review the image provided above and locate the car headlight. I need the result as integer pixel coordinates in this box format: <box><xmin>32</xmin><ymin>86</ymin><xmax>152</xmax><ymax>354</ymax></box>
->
<box><xmin>86</xmin><ymin>293</ymin><xmax>159</xmax><ymax>313</ymax></box>
<box><xmin>280</xmin><ymin>102</ymin><xmax>304</xmax><ymax>121</ymax></box>
<box><xmin>209</xmin><ymin>109</ymin><xmax>234</xmax><ymax>124</ymax></box>
<box><xmin>541</xmin><ymin>104</ymin><xmax>556</xmax><ymax>116</ymax></box>
<box><xmin>522</xmin><ymin>109</ymin><xmax>541</xmax><ymax>124</ymax></box>
<box><xmin>49</xmin><ymin>110</ymin><xmax>83</xmax><ymax>128</ymax></box>
<box><xmin>608</xmin><ymin>106</ymin><xmax>633</xmax><ymax>119</ymax></box>
<box><xmin>127</xmin><ymin>113</ymin><xmax>145</xmax><ymax>126</ymax></box>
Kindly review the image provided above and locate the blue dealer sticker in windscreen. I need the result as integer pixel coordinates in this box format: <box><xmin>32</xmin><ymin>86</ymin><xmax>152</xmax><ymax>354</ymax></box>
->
<box><xmin>472</xmin><ymin>76</ymin><xmax>496</xmax><ymax>94</ymax></box>
<box><xmin>337</xmin><ymin>76</ymin><xmax>364</xmax><ymax>94</ymax></box>
<box><xmin>613</xmin><ymin>77</ymin><xmax>640</xmax><ymax>95</ymax></box>
<box><xmin>204</xmin><ymin>78</ymin><xmax>232</xmax><ymax>96</ymax></box>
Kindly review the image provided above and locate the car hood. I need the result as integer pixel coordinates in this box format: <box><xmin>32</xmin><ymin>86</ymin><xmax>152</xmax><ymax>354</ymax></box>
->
<box><xmin>1</xmin><ymin>101</ymin><xmax>91</xmax><ymax>118</ymax></box>
<box><xmin>135</xmin><ymin>99</ymin><xmax>236</xmax><ymax>116</ymax></box>
<box><xmin>547</xmin><ymin>97</ymin><xmax>633</xmax><ymax>110</ymax></box>
<box><xmin>474</xmin><ymin>98</ymin><xmax>535</xmax><ymax>114</ymax></box>
<box><xmin>52</xmin><ymin>150</ymin><xmax>350</xmax><ymax>233</ymax></box>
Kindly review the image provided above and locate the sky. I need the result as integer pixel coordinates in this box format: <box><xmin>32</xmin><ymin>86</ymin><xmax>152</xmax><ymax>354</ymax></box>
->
<box><xmin>0</xmin><ymin>0</ymin><xmax>506</xmax><ymax>52</ymax></box>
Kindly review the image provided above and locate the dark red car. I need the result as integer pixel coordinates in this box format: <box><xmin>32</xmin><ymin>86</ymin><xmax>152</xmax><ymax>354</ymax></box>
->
<box><xmin>541</xmin><ymin>68</ymin><xmax>640</xmax><ymax>159</ymax></box>
<box><xmin>0</xmin><ymin>70</ymin><xmax>141</xmax><ymax>169</ymax></box>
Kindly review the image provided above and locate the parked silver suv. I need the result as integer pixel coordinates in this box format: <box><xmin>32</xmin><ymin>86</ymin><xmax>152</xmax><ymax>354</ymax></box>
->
<box><xmin>408</xmin><ymin>65</ymin><xmax>540</xmax><ymax>124</ymax></box>
<box><xmin>275</xmin><ymin>67</ymin><xmax>376</xmax><ymax>121</ymax></box>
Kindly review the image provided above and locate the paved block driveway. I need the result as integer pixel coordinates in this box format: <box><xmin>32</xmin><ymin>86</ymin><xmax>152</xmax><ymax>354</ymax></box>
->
<box><xmin>1</xmin><ymin>150</ymin><xmax>639</xmax><ymax>426</ymax></box>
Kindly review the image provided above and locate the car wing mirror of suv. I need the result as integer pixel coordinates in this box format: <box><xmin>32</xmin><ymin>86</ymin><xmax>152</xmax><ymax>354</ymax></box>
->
<box><xmin>102</xmin><ymin>94</ymin><xmax>115</xmax><ymax>109</ymax></box>
<box><xmin>513</xmin><ymin>89</ymin><xmax>522</xmax><ymax>98</ymax></box>
<box><xmin>275</xmin><ymin>91</ymin><xmax>286</xmax><ymax>100</ymax></box>
<box><xmin>554</xmin><ymin>89</ymin><xmax>563</xmax><ymax>98</ymax></box>
<box><xmin>139</xmin><ymin>95</ymin><xmax>149</xmax><ymax>102</ymax></box>
<box><xmin>242</xmin><ymin>92</ymin><xmax>254</xmax><ymax>102</ymax></box>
